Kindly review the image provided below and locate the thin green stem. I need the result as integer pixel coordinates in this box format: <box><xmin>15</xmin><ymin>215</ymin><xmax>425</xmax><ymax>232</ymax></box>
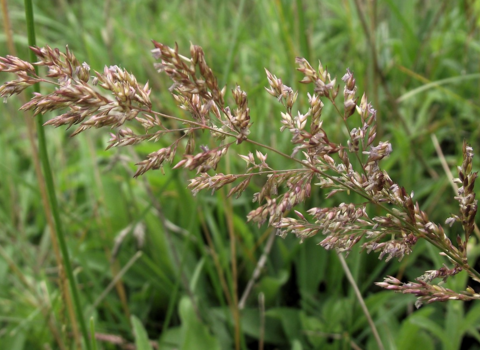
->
<box><xmin>23</xmin><ymin>1</ymin><xmax>91</xmax><ymax>349</ymax></box>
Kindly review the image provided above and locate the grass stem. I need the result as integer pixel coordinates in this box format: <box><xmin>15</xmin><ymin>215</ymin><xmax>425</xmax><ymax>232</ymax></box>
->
<box><xmin>337</xmin><ymin>253</ymin><xmax>384</xmax><ymax>350</ymax></box>
<box><xmin>23</xmin><ymin>1</ymin><xmax>91</xmax><ymax>348</ymax></box>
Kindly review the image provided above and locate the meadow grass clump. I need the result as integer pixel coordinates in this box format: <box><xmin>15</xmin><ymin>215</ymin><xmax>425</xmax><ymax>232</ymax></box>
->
<box><xmin>1</xmin><ymin>41</ymin><xmax>479</xmax><ymax>312</ymax></box>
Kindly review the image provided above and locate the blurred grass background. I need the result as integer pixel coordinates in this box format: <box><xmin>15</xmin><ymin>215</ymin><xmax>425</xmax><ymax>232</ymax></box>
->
<box><xmin>1</xmin><ymin>0</ymin><xmax>480</xmax><ymax>349</ymax></box>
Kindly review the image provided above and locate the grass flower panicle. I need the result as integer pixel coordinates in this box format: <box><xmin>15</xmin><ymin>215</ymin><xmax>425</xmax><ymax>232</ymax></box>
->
<box><xmin>1</xmin><ymin>42</ymin><xmax>479</xmax><ymax>308</ymax></box>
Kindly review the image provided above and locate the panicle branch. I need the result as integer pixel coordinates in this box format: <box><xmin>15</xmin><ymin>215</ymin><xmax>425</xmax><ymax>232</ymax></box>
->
<box><xmin>376</xmin><ymin>276</ymin><xmax>480</xmax><ymax>308</ymax></box>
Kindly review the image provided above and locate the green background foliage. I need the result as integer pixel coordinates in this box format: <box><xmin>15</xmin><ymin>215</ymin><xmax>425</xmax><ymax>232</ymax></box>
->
<box><xmin>1</xmin><ymin>0</ymin><xmax>480</xmax><ymax>349</ymax></box>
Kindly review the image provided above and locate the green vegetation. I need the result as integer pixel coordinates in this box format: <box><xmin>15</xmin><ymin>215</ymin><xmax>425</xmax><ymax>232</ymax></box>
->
<box><xmin>1</xmin><ymin>1</ymin><xmax>480</xmax><ymax>349</ymax></box>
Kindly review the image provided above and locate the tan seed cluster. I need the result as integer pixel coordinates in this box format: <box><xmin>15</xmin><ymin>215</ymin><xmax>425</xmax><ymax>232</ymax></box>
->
<box><xmin>1</xmin><ymin>42</ymin><xmax>479</xmax><ymax>307</ymax></box>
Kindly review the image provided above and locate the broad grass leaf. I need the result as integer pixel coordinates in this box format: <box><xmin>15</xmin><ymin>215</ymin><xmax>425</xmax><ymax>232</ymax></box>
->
<box><xmin>179</xmin><ymin>297</ymin><xmax>221</xmax><ymax>350</ymax></box>
<box><xmin>409</xmin><ymin>308</ymin><xmax>450</xmax><ymax>346</ymax></box>
<box><xmin>266</xmin><ymin>307</ymin><xmax>303</xmax><ymax>343</ymax></box>
<box><xmin>158</xmin><ymin>327</ymin><xmax>182</xmax><ymax>350</ymax></box>
<box><xmin>131</xmin><ymin>315</ymin><xmax>154</xmax><ymax>350</ymax></box>
<box><xmin>299</xmin><ymin>312</ymin><xmax>325</xmax><ymax>348</ymax></box>
<box><xmin>461</xmin><ymin>301</ymin><xmax>480</xmax><ymax>334</ymax></box>
<box><xmin>256</xmin><ymin>269</ymin><xmax>289</xmax><ymax>306</ymax></box>
<box><xmin>2</xmin><ymin>331</ymin><xmax>26</xmax><ymax>350</ymax></box>
<box><xmin>238</xmin><ymin>308</ymin><xmax>287</xmax><ymax>345</ymax></box>
<box><xmin>396</xmin><ymin>315</ymin><xmax>435</xmax><ymax>350</ymax></box>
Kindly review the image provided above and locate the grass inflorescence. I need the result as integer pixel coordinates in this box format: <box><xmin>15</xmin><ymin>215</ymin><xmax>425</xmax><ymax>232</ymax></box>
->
<box><xmin>2</xmin><ymin>41</ymin><xmax>480</xmax><ymax>308</ymax></box>
<box><xmin>2</xmin><ymin>2</ymin><xmax>480</xmax><ymax>350</ymax></box>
